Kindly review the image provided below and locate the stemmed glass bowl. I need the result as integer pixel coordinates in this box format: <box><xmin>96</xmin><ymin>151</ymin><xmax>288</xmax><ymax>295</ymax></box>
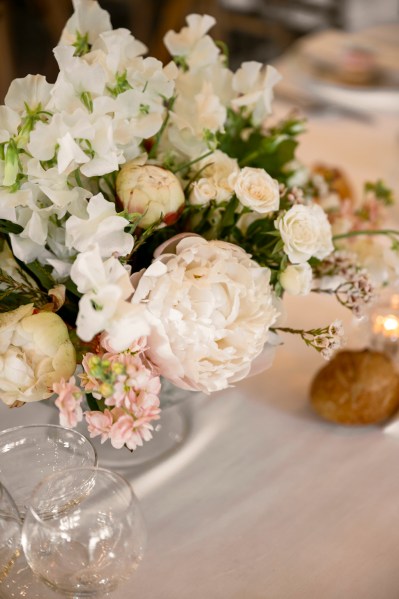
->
<box><xmin>0</xmin><ymin>481</ymin><xmax>21</xmax><ymax>583</ymax></box>
<box><xmin>22</xmin><ymin>467</ymin><xmax>147</xmax><ymax>597</ymax></box>
<box><xmin>0</xmin><ymin>424</ymin><xmax>97</xmax><ymax>518</ymax></box>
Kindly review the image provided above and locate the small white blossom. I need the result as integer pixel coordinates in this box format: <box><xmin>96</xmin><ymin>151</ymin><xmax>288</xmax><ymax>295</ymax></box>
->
<box><xmin>232</xmin><ymin>63</ymin><xmax>281</xmax><ymax>125</ymax></box>
<box><xmin>65</xmin><ymin>193</ymin><xmax>133</xmax><ymax>258</ymax></box>
<box><xmin>70</xmin><ymin>245</ymin><xmax>149</xmax><ymax>349</ymax></box>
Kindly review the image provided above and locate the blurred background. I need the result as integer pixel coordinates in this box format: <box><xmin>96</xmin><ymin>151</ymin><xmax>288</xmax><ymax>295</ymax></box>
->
<box><xmin>1</xmin><ymin>0</ymin><xmax>398</xmax><ymax>104</ymax></box>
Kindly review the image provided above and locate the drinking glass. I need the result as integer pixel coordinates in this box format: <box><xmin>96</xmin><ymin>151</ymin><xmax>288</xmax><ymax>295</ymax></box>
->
<box><xmin>0</xmin><ymin>424</ymin><xmax>97</xmax><ymax>518</ymax></box>
<box><xmin>22</xmin><ymin>467</ymin><xmax>147</xmax><ymax>597</ymax></box>
<box><xmin>0</xmin><ymin>481</ymin><xmax>21</xmax><ymax>584</ymax></box>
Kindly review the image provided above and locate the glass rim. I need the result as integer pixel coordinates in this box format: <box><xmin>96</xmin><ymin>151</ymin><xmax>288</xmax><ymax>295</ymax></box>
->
<box><xmin>24</xmin><ymin>466</ymin><xmax>137</xmax><ymax>528</ymax></box>
<box><xmin>0</xmin><ymin>423</ymin><xmax>98</xmax><ymax>465</ymax></box>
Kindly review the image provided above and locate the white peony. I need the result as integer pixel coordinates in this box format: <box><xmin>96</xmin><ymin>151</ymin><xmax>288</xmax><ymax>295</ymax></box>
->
<box><xmin>132</xmin><ymin>236</ymin><xmax>279</xmax><ymax>393</ymax></box>
<box><xmin>280</xmin><ymin>263</ymin><xmax>313</xmax><ymax>296</ymax></box>
<box><xmin>233</xmin><ymin>167</ymin><xmax>279</xmax><ymax>213</ymax></box>
<box><xmin>275</xmin><ymin>203</ymin><xmax>334</xmax><ymax>264</ymax></box>
<box><xmin>116</xmin><ymin>163</ymin><xmax>185</xmax><ymax>228</ymax></box>
<box><xmin>0</xmin><ymin>305</ymin><xmax>76</xmax><ymax>406</ymax></box>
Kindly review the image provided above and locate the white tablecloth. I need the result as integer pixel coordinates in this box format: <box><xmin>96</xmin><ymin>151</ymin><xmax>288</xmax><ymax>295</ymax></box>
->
<box><xmin>1</xmin><ymin>108</ymin><xmax>399</xmax><ymax>598</ymax></box>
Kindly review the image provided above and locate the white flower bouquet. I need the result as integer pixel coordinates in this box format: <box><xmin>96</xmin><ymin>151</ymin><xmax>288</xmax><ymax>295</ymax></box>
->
<box><xmin>0</xmin><ymin>0</ymin><xmax>395</xmax><ymax>451</ymax></box>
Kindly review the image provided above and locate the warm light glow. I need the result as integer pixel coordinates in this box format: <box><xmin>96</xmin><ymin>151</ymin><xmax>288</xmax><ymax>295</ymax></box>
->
<box><xmin>373</xmin><ymin>314</ymin><xmax>399</xmax><ymax>338</ymax></box>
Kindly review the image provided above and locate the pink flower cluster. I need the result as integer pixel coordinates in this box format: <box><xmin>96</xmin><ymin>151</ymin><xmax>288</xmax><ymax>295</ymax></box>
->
<box><xmin>82</xmin><ymin>344</ymin><xmax>161</xmax><ymax>451</ymax></box>
<box><xmin>53</xmin><ymin>337</ymin><xmax>162</xmax><ymax>451</ymax></box>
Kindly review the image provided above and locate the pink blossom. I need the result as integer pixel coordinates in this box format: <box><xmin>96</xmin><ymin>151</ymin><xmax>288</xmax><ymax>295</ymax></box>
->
<box><xmin>109</xmin><ymin>413</ymin><xmax>136</xmax><ymax>449</ymax></box>
<box><xmin>84</xmin><ymin>409</ymin><xmax>113</xmax><ymax>443</ymax></box>
<box><xmin>53</xmin><ymin>377</ymin><xmax>83</xmax><ymax>428</ymax></box>
<box><xmin>80</xmin><ymin>353</ymin><xmax>101</xmax><ymax>393</ymax></box>
<box><xmin>100</xmin><ymin>332</ymin><xmax>148</xmax><ymax>354</ymax></box>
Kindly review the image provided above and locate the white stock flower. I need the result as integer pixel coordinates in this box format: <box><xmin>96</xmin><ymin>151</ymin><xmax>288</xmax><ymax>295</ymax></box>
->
<box><xmin>232</xmin><ymin>63</ymin><xmax>281</xmax><ymax>125</ymax></box>
<box><xmin>280</xmin><ymin>263</ymin><xmax>313</xmax><ymax>296</ymax></box>
<box><xmin>0</xmin><ymin>106</ymin><xmax>20</xmax><ymax>143</ymax></box>
<box><xmin>70</xmin><ymin>245</ymin><xmax>149</xmax><ymax>350</ymax></box>
<box><xmin>116</xmin><ymin>163</ymin><xmax>185</xmax><ymax>228</ymax></box>
<box><xmin>168</xmin><ymin>79</ymin><xmax>227</xmax><ymax>158</ymax></box>
<box><xmin>92</xmin><ymin>28</ymin><xmax>147</xmax><ymax>75</ymax></box>
<box><xmin>60</xmin><ymin>0</ymin><xmax>112</xmax><ymax>46</ymax></box>
<box><xmin>65</xmin><ymin>193</ymin><xmax>133</xmax><ymax>258</ymax></box>
<box><xmin>5</xmin><ymin>75</ymin><xmax>52</xmax><ymax>113</ymax></box>
<box><xmin>0</xmin><ymin>304</ymin><xmax>76</xmax><ymax>406</ymax></box>
<box><xmin>233</xmin><ymin>167</ymin><xmax>279</xmax><ymax>213</ymax></box>
<box><xmin>132</xmin><ymin>236</ymin><xmax>279</xmax><ymax>393</ymax></box>
<box><xmin>28</xmin><ymin>112</ymin><xmax>93</xmax><ymax>174</ymax></box>
<box><xmin>164</xmin><ymin>14</ymin><xmax>219</xmax><ymax>70</ymax></box>
<box><xmin>276</xmin><ymin>203</ymin><xmax>334</xmax><ymax>264</ymax></box>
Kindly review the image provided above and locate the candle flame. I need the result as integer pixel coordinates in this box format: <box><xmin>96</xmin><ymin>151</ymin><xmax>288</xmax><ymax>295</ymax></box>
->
<box><xmin>374</xmin><ymin>314</ymin><xmax>399</xmax><ymax>337</ymax></box>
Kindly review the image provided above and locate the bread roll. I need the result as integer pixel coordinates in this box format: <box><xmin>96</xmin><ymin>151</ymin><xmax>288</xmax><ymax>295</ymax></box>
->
<box><xmin>310</xmin><ymin>349</ymin><xmax>399</xmax><ymax>425</ymax></box>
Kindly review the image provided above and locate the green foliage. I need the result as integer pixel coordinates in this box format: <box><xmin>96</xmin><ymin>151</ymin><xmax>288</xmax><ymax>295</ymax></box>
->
<box><xmin>218</xmin><ymin>110</ymin><xmax>305</xmax><ymax>180</ymax></box>
<box><xmin>0</xmin><ymin>268</ymin><xmax>48</xmax><ymax>311</ymax></box>
<box><xmin>364</xmin><ymin>180</ymin><xmax>395</xmax><ymax>206</ymax></box>
<box><xmin>22</xmin><ymin>260</ymin><xmax>55</xmax><ymax>291</ymax></box>
<box><xmin>0</xmin><ymin>220</ymin><xmax>23</xmax><ymax>235</ymax></box>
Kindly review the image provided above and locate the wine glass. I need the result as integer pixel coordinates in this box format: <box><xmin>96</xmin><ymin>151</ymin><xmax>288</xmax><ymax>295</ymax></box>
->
<box><xmin>0</xmin><ymin>424</ymin><xmax>97</xmax><ymax>518</ymax></box>
<box><xmin>0</xmin><ymin>481</ymin><xmax>21</xmax><ymax>584</ymax></box>
<box><xmin>22</xmin><ymin>467</ymin><xmax>147</xmax><ymax>597</ymax></box>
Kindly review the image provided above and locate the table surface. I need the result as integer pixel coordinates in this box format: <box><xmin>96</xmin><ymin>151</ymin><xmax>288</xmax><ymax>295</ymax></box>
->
<box><xmin>1</xmin><ymin>77</ymin><xmax>399</xmax><ymax>599</ymax></box>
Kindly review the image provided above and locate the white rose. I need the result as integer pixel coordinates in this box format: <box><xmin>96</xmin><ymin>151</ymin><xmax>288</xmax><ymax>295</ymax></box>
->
<box><xmin>276</xmin><ymin>204</ymin><xmax>333</xmax><ymax>264</ymax></box>
<box><xmin>0</xmin><ymin>305</ymin><xmax>76</xmax><ymax>406</ymax></box>
<box><xmin>234</xmin><ymin>167</ymin><xmax>279</xmax><ymax>213</ymax></box>
<box><xmin>116</xmin><ymin>163</ymin><xmax>185</xmax><ymax>228</ymax></box>
<box><xmin>280</xmin><ymin>263</ymin><xmax>313</xmax><ymax>296</ymax></box>
<box><xmin>189</xmin><ymin>177</ymin><xmax>217</xmax><ymax>205</ymax></box>
<box><xmin>132</xmin><ymin>236</ymin><xmax>279</xmax><ymax>393</ymax></box>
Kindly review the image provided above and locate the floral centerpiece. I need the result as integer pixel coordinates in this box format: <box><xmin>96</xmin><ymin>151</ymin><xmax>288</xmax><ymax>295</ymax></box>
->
<box><xmin>0</xmin><ymin>0</ymin><xmax>395</xmax><ymax>451</ymax></box>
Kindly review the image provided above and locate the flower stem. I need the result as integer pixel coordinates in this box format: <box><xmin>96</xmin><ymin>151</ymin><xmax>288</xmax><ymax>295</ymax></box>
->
<box><xmin>172</xmin><ymin>150</ymin><xmax>214</xmax><ymax>174</ymax></box>
<box><xmin>333</xmin><ymin>229</ymin><xmax>399</xmax><ymax>241</ymax></box>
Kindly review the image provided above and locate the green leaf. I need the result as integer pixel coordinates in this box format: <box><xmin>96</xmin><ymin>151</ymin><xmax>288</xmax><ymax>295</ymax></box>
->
<box><xmin>220</xmin><ymin>196</ymin><xmax>239</xmax><ymax>230</ymax></box>
<box><xmin>0</xmin><ymin>220</ymin><xmax>23</xmax><ymax>234</ymax></box>
<box><xmin>24</xmin><ymin>260</ymin><xmax>55</xmax><ymax>291</ymax></box>
<box><xmin>63</xmin><ymin>277</ymin><xmax>82</xmax><ymax>298</ymax></box>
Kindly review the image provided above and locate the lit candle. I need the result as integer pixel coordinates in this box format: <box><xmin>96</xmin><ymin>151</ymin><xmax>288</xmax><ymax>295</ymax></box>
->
<box><xmin>373</xmin><ymin>314</ymin><xmax>399</xmax><ymax>340</ymax></box>
<box><xmin>369</xmin><ymin>299</ymin><xmax>399</xmax><ymax>365</ymax></box>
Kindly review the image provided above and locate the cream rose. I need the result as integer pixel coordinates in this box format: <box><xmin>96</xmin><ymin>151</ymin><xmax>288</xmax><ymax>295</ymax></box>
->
<box><xmin>0</xmin><ymin>305</ymin><xmax>76</xmax><ymax>406</ymax></box>
<box><xmin>275</xmin><ymin>204</ymin><xmax>333</xmax><ymax>264</ymax></box>
<box><xmin>196</xmin><ymin>150</ymin><xmax>239</xmax><ymax>203</ymax></box>
<box><xmin>233</xmin><ymin>167</ymin><xmax>279</xmax><ymax>213</ymax></box>
<box><xmin>132</xmin><ymin>236</ymin><xmax>279</xmax><ymax>393</ymax></box>
<box><xmin>116</xmin><ymin>163</ymin><xmax>185</xmax><ymax>228</ymax></box>
<box><xmin>280</xmin><ymin>263</ymin><xmax>313</xmax><ymax>296</ymax></box>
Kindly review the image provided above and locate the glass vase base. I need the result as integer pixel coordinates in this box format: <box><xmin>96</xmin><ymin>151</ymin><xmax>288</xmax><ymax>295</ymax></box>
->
<box><xmin>78</xmin><ymin>404</ymin><xmax>190</xmax><ymax>472</ymax></box>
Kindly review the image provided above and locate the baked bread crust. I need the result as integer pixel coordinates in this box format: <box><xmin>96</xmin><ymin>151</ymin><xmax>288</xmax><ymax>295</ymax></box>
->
<box><xmin>310</xmin><ymin>349</ymin><xmax>399</xmax><ymax>425</ymax></box>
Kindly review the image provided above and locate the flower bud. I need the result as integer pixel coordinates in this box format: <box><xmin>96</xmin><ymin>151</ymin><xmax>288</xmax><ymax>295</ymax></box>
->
<box><xmin>280</xmin><ymin>263</ymin><xmax>313</xmax><ymax>296</ymax></box>
<box><xmin>116</xmin><ymin>163</ymin><xmax>185</xmax><ymax>228</ymax></box>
